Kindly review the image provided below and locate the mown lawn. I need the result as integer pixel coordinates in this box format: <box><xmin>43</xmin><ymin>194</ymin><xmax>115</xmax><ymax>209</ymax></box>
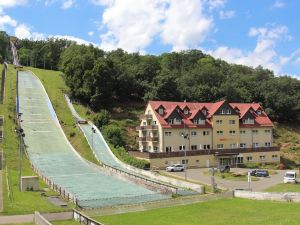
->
<box><xmin>95</xmin><ymin>198</ymin><xmax>300</xmax><ymax>225</ymax></box>
<box><xmin>265</xmin><ymin>183</ymin><xmax>300</xmax><ymax>192</ymax></box>
<box><xmin>28</xmin><ymin>67</ymin><xmax>98</xmax><ymax>164</ymax></box>
<box><xmin>52</xmin><ymin>220</ymin><xmax>81</xmax><ymax>225</ymax></box>
<box><xmin>0</xmin><ymin>66</ymin><xmax>74</xmax><ymax>215</ymax></box>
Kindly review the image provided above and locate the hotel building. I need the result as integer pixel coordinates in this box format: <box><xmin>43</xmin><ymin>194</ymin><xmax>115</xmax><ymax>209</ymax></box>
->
<box><xmin>136</xmin><ymin>100</ymin><xmax>280</xmax><ymax>169</ymax></box>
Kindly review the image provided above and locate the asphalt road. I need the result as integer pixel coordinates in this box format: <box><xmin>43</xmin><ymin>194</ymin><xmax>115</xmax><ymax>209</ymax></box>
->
<box><xmin>165</xmin><ymin>168</ymin><xmax>296</xmax><ymax>191</ymax></box>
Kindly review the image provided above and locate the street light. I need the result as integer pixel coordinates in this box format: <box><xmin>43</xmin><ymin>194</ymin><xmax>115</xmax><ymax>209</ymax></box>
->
<box><xmin>16</xmin><ymin>113</ymin><xmax>25</xmax><ymax>191</ymax></box>
<box><xmin>181</xmin><ymin>132</ymin><xmax>189</xmax><ymax>180</ymax></box>
<box><xmin>91</xmin><ymin>127</ymin><xmax>96</xmax><ymax>149</ymax></box>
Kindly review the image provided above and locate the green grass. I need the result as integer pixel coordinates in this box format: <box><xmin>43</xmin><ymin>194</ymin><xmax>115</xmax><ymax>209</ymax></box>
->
<box><xmin>52</xmin><ymin>220</ymin><xmax>81</xmax><ymax>225</ymax></box>
<box><xmin>28</xmin><ymin>67</ymin><xmax>98</xmax><ymax>165</ymax></box>
<box><xmin>94</xmin><ymin>198</ymin><xmax>300</xmax><ymax>225</ymax></box>
<box><xmin>0</xmin><ymin>66</ymin><xmax>74</xmax><ymax>215</ymax></box>
<box><xmin>265</xmin><ymin>183</ymin><xmax>300</xmax><ymax>192</ymax></box>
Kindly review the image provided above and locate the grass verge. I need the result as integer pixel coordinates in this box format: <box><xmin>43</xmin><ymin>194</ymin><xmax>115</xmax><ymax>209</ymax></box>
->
<box><xmin>203</xmin><ymin>171</ymin><xmax>259</xmax><ymax>181</ymax></box>
<box><xmin>265</xmin><ymin>183</ymin><xmax>300</xmax><ymax>192</ymax></box>
<box><xmin>94</xmin><ymin>198</ymin><xmax>300</xmax><ymax>225</ymax></box>
<box><xmin>0</xmin><ymin>66</ymin><xmax>74</xmax><ymax>215</ymax></box>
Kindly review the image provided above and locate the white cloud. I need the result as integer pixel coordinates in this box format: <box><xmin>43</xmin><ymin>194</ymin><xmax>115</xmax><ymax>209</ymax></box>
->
<box><xmin>14</xmin><ymin>24</ymin><xmax>45</xmax><ymax>40</ymax></box>
<box><xmin>99</xmin><ymin>0</ymin><xmax>166</xmax><ymax>52</ymax></box>
<box><xmin>50</xmin><ymin>35</ymin><xmax>96</xmax><ymax>45</ymax></box>
<box><xmin>207</xmin><ymin>0</ymin><xmax>226</xmax><ymax>11</ymax></box>
<box><xmin>0</xmin><ymin>0</ymin><xmax>27</xmax><ymax>8</ymax></box>
<box><xmin>88</xmin><ymin>31</ymin><xmax>94</xmax><ymax>36</ymax></box>
<box><xmin>97</xmin><ymin>0</ymin><xmax>215</xmax><ymax>52</ymax></box>
<box><xmin>61</xmin><ymin>0</ymin><xmax>75</xmax><ymax>9</ymax></box>
<box><xmin>272</xmin><ymin>0</ymin><xmax>285</xmax><ymax>8</ymax></box>
<box><xmin>0</xmin><ymin>14</ymin><xmax>17</xmax><ymax>29</ymax></box>
<box><xmin>161</xmin><ymin>0</ymin><xmax>213</xmax><ymax>51</ymax></box>
<box><xmin>208</xmin><ymin>24</ymin><xmax>293</xmax><ymax>74</ymax></box>
<box><xmin>219</xmin><ymin>10</ymin><xmax>235</xmax><ymax>19</ymax></box>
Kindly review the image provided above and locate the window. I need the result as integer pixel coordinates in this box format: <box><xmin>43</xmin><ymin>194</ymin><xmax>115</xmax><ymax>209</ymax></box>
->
<box><xmin>217</xmin><ymin>144</ymin><xmax>224</xmax><ymax>149</ymax></box>
<box><xmin>265</xmin><ymin>142</ymin><xmax>271</xmax><ymax>147</ymax></box>
<box><xmin>247</xmin><ymin>156</ymin><xmax>253</xmax><ymax>161</ymax></box>
<box><xmin>158</xmin><ymin>108</ymin><xmax>164</xmax><ymax>115</ymax></box>
<box><xmin>226</xmin><ymin>109</ymin><xmax>231</xmax><ymax>114</ymax></box>
<box><xmin>174</xmin><ymin>118</ymin><xmax>182</xmax><ymax>125</ymax></box>
<box><xmin>257</xmin><ymin>110</ymin><xmax>262</xmax><ymax>115</ymax></box>
<box><xmin>240</xmin><ymin>143</ymin><xmax>246</xmax><ymax>148</ymax></box>
<box><xmin>191</xmin><ymin>145</ymin><xmax>197</xmax><ymax>150</ymax></box>
<box><xmin>229</xmin><ymin>143</ymin><xmax>236</xmax><ymax>149</ymax></box>
<box><xmin>252</xmin><ymin>130</ymin><xmax>258</xmax><ymax>135</ymax></box>
<box><xmin>153</xmin><ymin>146</ymin><xmax>158</xmax><ymax>152</ymax></box>
<box><xmin>272</xmin><ymin>155</ymin><xmax>278</xmax><ymax>160</ymax></box>
<box><xmin>179</xmin><ymin>145</ymin><xmax>186</xmax><ymax>151</ymax></box>
<box><xmin>202</xmin><ymin>109</ymin><xmax>207</xmax><ymax>115</ymax></box>
<box><xmin>220</xmin><ymin>109</ymin><xmax>226</xmax><ymax>114</ymax></box>
<box><xmin>229</xmin><ymin>130</ymin><xmax>236</xmax><ymax>135</ymax></box>
<box><xmin>253</xmin><ymin>142</ymin><xmax>259</xmax><ymax>148</ymax></box>
<box><xmin>203</xmin><ymin>144</ymin><xmax>210</xmax><ymax>150</ymax></box>
<box><xmin>168</xmin><ymin>119</ymin><xmax>174</xmax><ymax>124</ymax></box>
<box><xmin>194</xmin><ymin>119</ymin><xmax>205</xmax><ymax>125</ymax></box>
<box><xmin>191</xmin><ymin>131</ymin><xmax>197</xmax><ymax>136</ymax></box>
<box><xmin>236</xmin><ymin>156</ymin><xmax>243</xmax><ymax>164</ymax></box>
<box><xmin>216</xmin><ymin>119</ymin><xmax>223</xmax><ymax>125</ymax></box>
<box><xmin>164</xmin><ymin>131</ymin><xmax>172</xmax><ymax>136</ymax></box>
<box><xmin>259</xmin><ymin>155</ymin><xmax>266</xmax><ymax>161</ymax></box>
<box><xmin>217</xmin><ymin>130</ymin><xmax>223</xmax><ymax>135</ymax></box>
<box><xmin>182</xmin><ymin>159</ymin><xmax>188</xmax><ymax>165</ymax></box>
<box><xmin>240</xmin><ymin>130</ymin><xmax>246</xmax><ymax>135</ymax></box>
<box><xmin>243</xmin><ymin>118</ymin><xmax>254</xmax><ymax>124</ymax></box>
<box><xmin>184</xmin><ymin>108</ymin><xmax>189</xmax><ymax>115</ymax></box>
<box><xmin>166</xmin><ymin>146</ymin><xmax>172</xmax><ymax>152</ymax></box>
<box><xmin>153</xmin><ymin>121</ymin><xmax>157</xmax><ymax>125</ymax></box>
<box><xmin>203</xmin><ymin>131</ymin><xmax>210</xmax><ymax>136</ymax></box>
<box><xmin>229</xmin><ymin>120</ymin><xmax>235</xmax><ymax>125</ymax></box>
<box><xmin>265</xmin><ymin>130</ymin><xmax>271</xmax><ymax>134</ymax></box>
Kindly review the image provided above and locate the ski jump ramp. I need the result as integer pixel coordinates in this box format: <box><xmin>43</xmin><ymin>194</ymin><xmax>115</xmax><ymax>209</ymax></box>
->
<box><xmin>17</xmin><ymin>71</ymin><xmax>170</xmax><ymax>208</ymax></box>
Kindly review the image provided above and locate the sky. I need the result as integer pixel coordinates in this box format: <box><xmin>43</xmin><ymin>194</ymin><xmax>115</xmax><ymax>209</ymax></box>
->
<box><xmin>0</xmin><ymin>0</ymin><xmax>299</xmax><ymax>77</ymax></box>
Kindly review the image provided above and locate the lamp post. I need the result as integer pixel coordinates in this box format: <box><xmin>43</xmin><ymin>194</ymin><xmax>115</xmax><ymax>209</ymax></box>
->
<box><xmin>91</xmin><ymin>127</ymin><xmax>96</xmax><ymax>149</ymax></box>
<box><xmin>17</xmin><ymin>113</ymin><xmax>25</xmax><ymax>191</ymax></box>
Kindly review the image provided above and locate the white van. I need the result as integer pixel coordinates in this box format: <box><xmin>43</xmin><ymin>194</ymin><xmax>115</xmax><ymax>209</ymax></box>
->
<box><xmin>283</xmin><ymin>171</ymin><xmax>297</xmax><ymax>183</ymax></box>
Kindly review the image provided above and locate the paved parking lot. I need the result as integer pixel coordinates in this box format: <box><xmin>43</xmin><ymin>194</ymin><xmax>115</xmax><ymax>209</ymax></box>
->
<box><xmin>165</xmin><ymin>168</ymin><xmax>296</xmax><ymax>191</ymax></box>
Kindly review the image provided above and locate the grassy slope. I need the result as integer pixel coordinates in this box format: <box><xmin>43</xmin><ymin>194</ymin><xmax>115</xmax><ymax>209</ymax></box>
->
<box><xmin>0</xmin><ymin>66</ymin><xmax>74</xmax><ymax>215</ymax></box>
<box><xmin>95</xmin><ymin>198</ymin><xmax>300</xmax><ymax>225</ymax></box>
<box><xmin>265</xmin><ymin>183</ymin><xmax>300</xmax><ymax>192</ymax></box>
<box><xmin>274</xmin><ymin>122</ymin><xmax>300</xmax><ymax>168</ymax></box>
<box><xmin>28</xmin><ymin>67</ymin><xmax>98</xmax><ymax>164</ymax></box>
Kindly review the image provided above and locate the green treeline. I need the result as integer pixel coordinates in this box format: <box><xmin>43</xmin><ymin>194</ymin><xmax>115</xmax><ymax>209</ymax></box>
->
<box><xmin>1</xmin><ymin>31</ymin><xmax>299</xmax><ymax>122</ymax></box>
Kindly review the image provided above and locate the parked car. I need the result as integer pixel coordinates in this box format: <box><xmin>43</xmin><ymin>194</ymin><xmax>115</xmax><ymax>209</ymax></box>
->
<box><xmin>250</xmin><ymin>169</ymin><xmax>269</xmax><ymax>177</ymax></box>
<box><xmin>283</xmin><ymin>171</ymin><xmax>297</xmax><ymax>183</ymax></box>
<box><xmin>166</xmin><ymin>164</ymin><xmax>185</xmax><ymax>172</ymax></box>
<box><xmin>219</xmin><ymin>165</ymin><xmax>230</xmax><ymax>173</ymax></box>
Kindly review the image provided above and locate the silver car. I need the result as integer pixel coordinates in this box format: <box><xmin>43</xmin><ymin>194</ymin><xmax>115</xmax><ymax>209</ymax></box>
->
<box><xmin>166</xmin><ymin>164</ymin><xmax>185</xmax><ymax>172</ymax></box>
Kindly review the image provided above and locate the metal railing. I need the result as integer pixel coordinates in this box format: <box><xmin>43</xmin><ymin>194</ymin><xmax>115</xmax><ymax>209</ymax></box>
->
<box><xmin>149</xmin><ymin>146</ymin><xmax>280</xmax><ymax>159</ymax></box>
<box><xmin>136</xmin><ymin>125</ymin><xmax>158</xmax><ymax>131</ymax></box>
<box><xmin>138</xmin><ymin>136</ymin><xmax>159</xmax><ymax>142</ymax></box>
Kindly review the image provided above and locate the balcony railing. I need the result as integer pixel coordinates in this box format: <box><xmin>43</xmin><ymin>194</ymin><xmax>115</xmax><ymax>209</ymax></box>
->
<box><xmin>138</xmin><ymin>136</ymin><xmax>159</xmax><ymax>142</ymax></box>
<box><xmin>136</xmin><ymin>125</ymin><xmax>158</xmax><ymax>131</ymax></box>
<box><xmin>141</xmin><ymin>114</ymin><xmax>153</xmax><ymax>120</ymax></box>
<box><xmin>148</xmin><ymin>146</ymin><xmax>280</xmax><ymax>159</ymax></box>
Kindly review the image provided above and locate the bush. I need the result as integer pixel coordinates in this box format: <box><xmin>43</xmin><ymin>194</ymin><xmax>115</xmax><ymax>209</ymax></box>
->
<box><xmin>102</xmin><ymin>124</ymin><xmax>124</xmax><ymax>147</ymax></box>
<box><xmin>93</xmin><ymin>110</ymin><xmax>111</xmax><ymax>128</ymax></box>
<box><xmin>111</xmin><ymin>145</ymin><xmax>150</xmax><ymax>169</ymax></box>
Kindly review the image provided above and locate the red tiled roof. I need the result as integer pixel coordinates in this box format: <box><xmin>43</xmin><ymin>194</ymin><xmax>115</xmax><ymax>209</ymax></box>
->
<box><xmin>148</xmin><ymin>100</ymin><xmax>273</xmax><ymax>128</ymax></box>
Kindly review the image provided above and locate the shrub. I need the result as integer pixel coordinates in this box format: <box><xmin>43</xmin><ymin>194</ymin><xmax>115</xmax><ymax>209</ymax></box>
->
<box><xmin>93</xmin><ymin>110</ymin><xmax>111</xmax><ymax>128</ymax></box>
<box><xmin>102</xmin><ymin>124</ymin><xmax>124</xmax><ymax>147</ymax></box>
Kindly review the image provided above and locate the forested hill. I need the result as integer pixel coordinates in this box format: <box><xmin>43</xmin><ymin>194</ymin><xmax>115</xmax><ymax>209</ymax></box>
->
<box><xmin>1</xmin><ymin>31</ymin><xmax>300</xmax><ymax>122</ymax></box>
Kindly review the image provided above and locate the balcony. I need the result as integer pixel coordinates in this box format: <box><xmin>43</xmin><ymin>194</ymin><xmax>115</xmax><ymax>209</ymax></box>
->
<box><xmin>138</xmin><ymin>136</ymin><xmax>159</xmax><ymax>142</ymax></box>
<box><xmin>136</xmin><ymin>125</ymin><xmax>158</xmax><ymax>131</ymax></box>
<box><xmin>141</xmin><ymin>114</ymin><xmax>153</xmax><ymax>120</ymax></box>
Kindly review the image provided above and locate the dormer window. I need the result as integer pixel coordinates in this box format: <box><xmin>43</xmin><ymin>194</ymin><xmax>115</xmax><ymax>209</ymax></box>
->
<box><xmin>158</xmin><ymin>108</ymin><xmax>164</xmax><ymax>115</ymax></box>
<box><xmin>202</xmin><ymin>109</ymin><xmax>207</xmax><ymax>116</ymax></box>
<box><xmin>193</xmin><ymin>119</ymin><xmax>205</xmax><ymax>125</ymax></box>
<box><xmin>168</xmin><ymin>119</ymin><xmax>174</xmax><ymax>124</ymax></box>
<box><xmin>243</xmin><ymin>118</ymin><xmax>254</xmax><ymax>124</ymax></box>
<box><xmin>184</xmin><ymin>108</ymin><xmax>189</xmax><ymax>115</ymax></box>
<box><xmin>257</xmin><ymin>110</ymin><xmax>262</xmax><ymax>115</ymax></box>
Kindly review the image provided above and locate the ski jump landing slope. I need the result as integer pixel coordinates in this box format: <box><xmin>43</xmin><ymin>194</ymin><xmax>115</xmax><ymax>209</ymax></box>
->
<box><xmin>17</xmin><ymin>71</ymin><xmax>169</xmax><ymax>208</ymax></box>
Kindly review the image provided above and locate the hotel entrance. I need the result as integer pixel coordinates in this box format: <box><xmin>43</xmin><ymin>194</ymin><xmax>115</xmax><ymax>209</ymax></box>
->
<box><xmin>215</xmin><ymin>153</ymin><xmax>240</xmax><ymax>167</ymax></box>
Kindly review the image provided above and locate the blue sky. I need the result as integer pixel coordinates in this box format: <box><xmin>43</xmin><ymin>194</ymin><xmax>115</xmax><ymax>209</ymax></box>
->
<box><xmin>0</xmin><ymin>0</ymin><xmax>299</xmax><ymax>77</ymax></box>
